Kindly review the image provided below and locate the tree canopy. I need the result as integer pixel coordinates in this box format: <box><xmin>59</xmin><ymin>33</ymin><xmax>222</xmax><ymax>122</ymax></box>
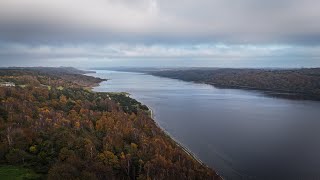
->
<box><xmin>0</xmin><ymin>68</ymin><xmax>220</xmax><ymax>180</ymax></box>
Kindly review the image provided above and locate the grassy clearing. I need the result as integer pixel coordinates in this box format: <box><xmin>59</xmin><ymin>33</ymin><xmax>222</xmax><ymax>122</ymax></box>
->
<box><xmin>0</xmin><ymin>166</ymin><xmax>41</xmax><ymax>180</ymax></box>
<box><xmin>107</xmin><ymin>92</ymin><xmax>130</xmax><ymax>96</ymax></box>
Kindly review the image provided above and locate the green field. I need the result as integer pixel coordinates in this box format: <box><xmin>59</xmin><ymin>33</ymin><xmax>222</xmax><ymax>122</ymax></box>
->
<box><xmin>0</xmin><ymin>166</ymin><xmax>41</xmax><ymax>180</ymax></box>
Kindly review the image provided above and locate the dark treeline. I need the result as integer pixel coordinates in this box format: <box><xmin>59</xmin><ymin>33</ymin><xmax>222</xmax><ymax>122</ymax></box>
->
<box><xmin>150</xmin><ymin>68</ymin><xmax>320</xmax><ymax>100</ymax></box>
<box><xmin>0</xmin><ymin>68</ymin><xmax>220</xmax><ymax>180</ymax></box>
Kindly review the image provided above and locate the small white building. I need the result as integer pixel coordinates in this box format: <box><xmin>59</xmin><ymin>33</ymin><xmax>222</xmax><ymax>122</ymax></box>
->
<box><xmin>0</xmin><ymin>82</ymin><xmax>15</xmax><ymax>87</ymax></box>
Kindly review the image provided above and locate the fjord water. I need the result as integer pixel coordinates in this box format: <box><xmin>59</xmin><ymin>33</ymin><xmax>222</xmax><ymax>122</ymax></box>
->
<box><xmin>88</xmin><ymin>70</ymin><xmax>320</xmax><ymax>179</ymax></box>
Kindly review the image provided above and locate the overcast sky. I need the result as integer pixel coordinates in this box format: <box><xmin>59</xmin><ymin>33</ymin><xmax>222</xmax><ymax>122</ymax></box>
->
<box><xmin>0</xmin><ymin>0</ymin><xmax>320</xmax><ymax>67</ymax></box>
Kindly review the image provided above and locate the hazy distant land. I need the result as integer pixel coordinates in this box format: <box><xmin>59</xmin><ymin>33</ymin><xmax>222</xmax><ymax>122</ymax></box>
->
<box><xmin>96</xmin><ymin>67</ymin><xmax>320</xmax><ymax>101</ymax></box>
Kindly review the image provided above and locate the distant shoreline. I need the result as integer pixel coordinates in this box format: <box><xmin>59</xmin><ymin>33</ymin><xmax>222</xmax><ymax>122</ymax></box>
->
<box><xmin>89</xmin><ymin>68</ymin><xmax>320</xmax><ymax>101</ymax></box>
<box><xmin>146</xmin><ymin>68</ymin><xmax>320</xmax><ymax>101</ymax></box>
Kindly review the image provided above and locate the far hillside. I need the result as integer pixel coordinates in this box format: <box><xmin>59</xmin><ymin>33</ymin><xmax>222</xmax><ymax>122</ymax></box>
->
<box><xmin>148</xmin><ymin>68</ymin><xmax>320</xmax><ymax>100</ymax></box>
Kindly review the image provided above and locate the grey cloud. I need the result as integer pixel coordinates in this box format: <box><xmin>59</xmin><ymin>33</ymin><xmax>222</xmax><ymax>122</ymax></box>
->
<box><xmin>0</xmin><ymin>0</ymin><xmax>319</xmax><ymax>44</ymax></box>
<box><xmin>0</xmin><ymin>0</ymin><xmax>319</xmax><ymax>68</ymax></box>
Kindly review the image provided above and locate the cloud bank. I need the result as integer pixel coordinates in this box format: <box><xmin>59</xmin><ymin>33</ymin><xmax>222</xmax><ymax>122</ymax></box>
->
<box><xmin>0</xmin><ymin>0</ymin><xmax>319</xmax><ymax>67</ymax></box>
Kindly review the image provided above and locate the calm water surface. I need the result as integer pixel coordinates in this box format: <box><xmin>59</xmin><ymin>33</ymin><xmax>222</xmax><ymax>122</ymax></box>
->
<box><xmin>88</xmin><ymin>70</ymin><xmax>320</xmax><ymax>179</ymax></box>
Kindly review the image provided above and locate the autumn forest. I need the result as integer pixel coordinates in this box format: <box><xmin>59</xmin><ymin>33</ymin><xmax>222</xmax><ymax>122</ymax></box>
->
<box><xmin>0</xmin><ymin>67</ymin><xmax>221</xmax><ymax>180</ymax></box>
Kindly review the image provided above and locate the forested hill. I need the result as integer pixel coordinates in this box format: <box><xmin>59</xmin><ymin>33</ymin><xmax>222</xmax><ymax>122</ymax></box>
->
<box><xmin>150</xmin><ymin>68</ymin><xmax>320</xmax><ymax>100</ymax></box>
<box><xmin>0</xmin><ymin>67</ymin><xmax>103</xmax><ymax>88</ymax></box>
<box><xmin>0</xmin><ymin>68</ymin><xmax>220</xmax><ymax>180</ymax></box>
